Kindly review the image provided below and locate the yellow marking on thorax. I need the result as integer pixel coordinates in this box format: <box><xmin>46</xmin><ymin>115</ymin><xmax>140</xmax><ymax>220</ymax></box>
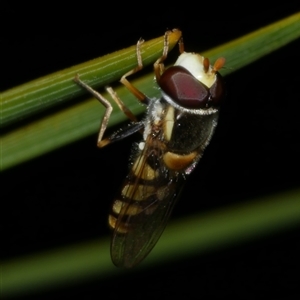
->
<box><xmin>163</xmin><ymin>105</ymin><xmax>175</xmax><ymax>141</ymax></box>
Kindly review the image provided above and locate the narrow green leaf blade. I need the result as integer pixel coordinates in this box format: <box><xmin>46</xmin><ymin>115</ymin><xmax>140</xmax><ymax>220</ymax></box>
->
<box><xmin>1</xmin><ymin>30</ymin><xmax>182</xmax><ymax>127</ymax></box>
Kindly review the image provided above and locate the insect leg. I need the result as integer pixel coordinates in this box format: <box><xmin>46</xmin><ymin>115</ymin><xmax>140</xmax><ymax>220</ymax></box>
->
<box><xmin>153</xmin><ymin>31</ymin><xmax>171</xmax><ymax>82</ymax></box>
<box><xmin>119</xmin><ymin>39</ymin><xmax>151</xmax><ymax>105</ymax></box>
<box><xmin>105</xmin><ymin>87</ymin><xmax>138</xmax><ymax>122</ymax></box>
<box><xmin>74</xmin><ymin>75</ymin><xmax>140</xmax><ymax>147</ymax></box>
<box><xmin>74</xmin><ymin>74</ymin><xmax>117</xmax><ymax>147</ymax></box>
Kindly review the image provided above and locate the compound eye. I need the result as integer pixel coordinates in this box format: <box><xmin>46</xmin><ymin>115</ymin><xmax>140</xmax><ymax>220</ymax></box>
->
<box><xmin>159</xmin><ymin>66</ymin><xmax>209</xmax><ymax>109</ymax></box>
<box><xmin>209</xmin><ymin>72</ymin><xmax>225</xmax><ymax>106</ymax></box>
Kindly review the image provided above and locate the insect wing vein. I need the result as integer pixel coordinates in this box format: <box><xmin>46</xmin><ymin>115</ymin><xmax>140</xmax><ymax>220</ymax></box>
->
<box><xmin>111</xmin><ymin>134</ymin><xmax>184</xmax><ymax>268</ymax></box>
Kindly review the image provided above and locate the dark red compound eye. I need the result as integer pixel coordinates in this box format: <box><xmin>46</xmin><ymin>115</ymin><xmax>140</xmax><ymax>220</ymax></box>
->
<box><xmin>159</xmin><ymin>66</ymin><xmax>224</xmax><ymax>109</ymax></box>
<box><xmin>208</xmin><ymin>72</ymin><xmax>225</xmax><ymax>106</ymax></box>
<box><xmin>159</xmin><ymin>66</ymin><xmax>209</xmax><ymax>109</ymax></box>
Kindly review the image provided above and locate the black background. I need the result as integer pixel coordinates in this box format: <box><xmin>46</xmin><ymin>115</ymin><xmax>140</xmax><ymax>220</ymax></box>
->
<box><xmin>2</xmin><ymin>2</ymin><xmax>300</xmax><ymax>298</ymax></box>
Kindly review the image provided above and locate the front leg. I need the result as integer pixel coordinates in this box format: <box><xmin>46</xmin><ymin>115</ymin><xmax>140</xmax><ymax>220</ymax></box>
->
<box><xmin>119</xmin><ymin>38</ymin><xmax>150</xmax><ymax>105</ymax></box>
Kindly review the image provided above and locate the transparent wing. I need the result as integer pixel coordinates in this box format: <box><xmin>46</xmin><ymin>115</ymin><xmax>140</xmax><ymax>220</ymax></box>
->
<box><xmin>110</xmin><ymin>134</ymin><xmax>186</xmax><ymax>268</ymax></box>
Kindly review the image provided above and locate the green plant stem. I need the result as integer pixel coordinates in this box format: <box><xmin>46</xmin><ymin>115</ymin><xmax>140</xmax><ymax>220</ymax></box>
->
<box><xmin>1</xmin><ymin>13</ymin><xmax>300</xmax><ymax>171</ymax></box>
<box><xmin>1</xmin><ymin>30</ymin><xmax>182</xmax><ymax>128</ymax></box>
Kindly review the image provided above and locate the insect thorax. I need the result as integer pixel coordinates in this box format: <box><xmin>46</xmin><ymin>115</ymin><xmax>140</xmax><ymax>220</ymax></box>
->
<box><xmin>144</xmin><ymin>96</ymin><xmax>219</xmax><ymax>155</ymax></box>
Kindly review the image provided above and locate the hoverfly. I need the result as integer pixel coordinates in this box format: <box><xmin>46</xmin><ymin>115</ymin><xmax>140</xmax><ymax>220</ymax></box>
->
<box><xmin>74</xmin><ymin>30</ymin><xmax>225</xmax><ymax>268</ymax></box>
